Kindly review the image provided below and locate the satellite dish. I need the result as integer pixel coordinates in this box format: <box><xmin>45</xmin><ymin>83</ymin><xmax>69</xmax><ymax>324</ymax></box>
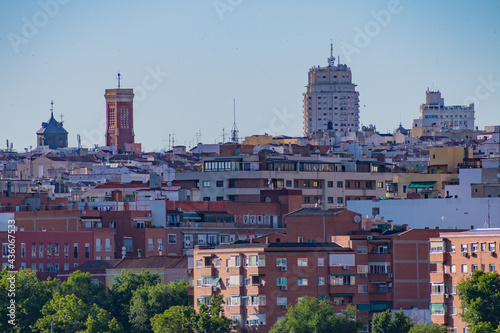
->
<box><xmin>353</xmin><ymin>215</ymin><xmax>361</xmax><ymax>223</ymax></box>
<box><xmin>167</xmin><ymin>181</ymin><xmax>172</xmax><ymax>187</ymax></box>
<box><xmin>374</xmin><ymin>215</ymin><xmax>381</xmax><ymax>221</ymax></box>
<box><xmin>497</xmin><ymin>173</ymin><xmax>500</xmax><ymax>178</ymax></box>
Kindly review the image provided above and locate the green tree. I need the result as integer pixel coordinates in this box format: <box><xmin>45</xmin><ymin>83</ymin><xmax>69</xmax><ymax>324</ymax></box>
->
<box><xmin>457</xmin><ymin>270</ymin><xmax>500</xmax><ymax>332</ymax></box>
<box><xmin>60</xmin><ymin>271</ymin><xmax>107</xmax><ymax>307</ymax></box>
<box><xmin>371</xmin><ymin>309</ymin><xmax>413</xmax><ymax>333</ymax></box>
<box><xmin>151</xmin><ymin>305</ymin><xmax>196</xmax><ymax>333</ymax></box>
<box><xmin>84</xmin><ymin>306</ymin><xmax>124</xmax><ymax>333</ymax></box>
<box><xmin>269</xmin><ymin>296</ymin><xmax>364</xmax><ymax>333</ymax></box>
<box><xmin>0</xmin><ymin>268</ymin><xmax>58</xmax><ymax>333</ymax></box>
<box><xmin>193</xmin><ymin>294</ymin><xmax>233</xmax><ymax>333</ymax></box>
<box><xmin>109</xmin><ymin>270</ymin><xmax>161</xmax><ymax>330</ymax></box>
<box><xmin>409</xmin><ymin>323</ymin><xmax>449</xmax><ymax>333</ymax></box>
<box><xmin>33</xmin><ymin>293</ymin><xmax>90</xmax><ymax>332</ymax></box>
<box><xmin>129</xmin><ymin>280</ymin><xmax>189</xmax><ymax>332</ymax></box>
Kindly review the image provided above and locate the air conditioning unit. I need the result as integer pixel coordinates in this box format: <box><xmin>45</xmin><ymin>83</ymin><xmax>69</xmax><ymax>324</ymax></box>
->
<box><xmin>280</xmin><ymin>285</ymin><xmax>288</xmax><ymax>291</ymax></box>
<box><xmin>490</xmin><ymin>251</ymin><xmax>496</xmax><ymax>256</ymax></box>
<box><xmin>462</xmin><ymin>252</ymin><xmax>467</xmax><ymax>257</ymax></box>
<box><xmin>387</xmin><ymin>273</ymin><xmax>393</xmax><ymax>278</ymax></box>
<box><xmin>280</xmin><ymin>266</ymin><xmax>287</xmax><ymax>271</ymax></box>
<box><xmin>281</xmin><ymin>305</ymin><xmax>288</xmax><ymax>310</ymax></box>
<box><xmin>367</xmin><ymin>236</ymin><xmax>373</xmax><ymax>240</ymax></box>
<box><xmin>212</xmin><ymin>286</ymin><xmax>218</xmax><ymax>292</ymax></box>
<box><xmin>468</xmin><ymin>252</ymin><xmax>473</xmax><ymax>256</ymax></box>
<box><xmin>360</xmin><ymin>273</ymin><xmax>367</xmax><ymax>278</ymax></box>
<box><xmin>387</xmin><ymin>283</ymin><xmax>392</xmax><ymax>287</ymax></box>
<box><xmin>444</xmin><ymin>294</ymin><xmax>449</xmax><ymax>298</ymax></box>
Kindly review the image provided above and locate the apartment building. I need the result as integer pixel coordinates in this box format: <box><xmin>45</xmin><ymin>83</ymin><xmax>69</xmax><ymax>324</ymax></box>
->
<box><xmin>176</xmin><ymin>155</ymin><xmax>393</xmax><ymax>208</ymax></box>
<box><xmin>429</xmin><ymin>228</ymin><xmax>500</xmax><ymax>333</ymax></box>
<box><xmin>193</xmin><ymin>241</ymin><xmax>363</xmax><ymax>332</ymax></box>
<box><xmin>303</xmin><ymin>45</ymin><xmax>360</xmax><ymax>136</ymax></box>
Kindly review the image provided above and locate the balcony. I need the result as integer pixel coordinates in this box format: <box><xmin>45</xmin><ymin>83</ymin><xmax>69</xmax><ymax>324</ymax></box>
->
<box><xmin>368</xmin><ymin>273</ymin><xmax>392</xmax><ymax>282</ymax></box>
<box><xmin>429</xmin><ymin>251</ymin><xmax>446</xmax><ymax>263</ymax></box>
<box><xmin>329</xmin><ymin>284</ymin><xmax>356</xmax><ymax>295</ymax></box>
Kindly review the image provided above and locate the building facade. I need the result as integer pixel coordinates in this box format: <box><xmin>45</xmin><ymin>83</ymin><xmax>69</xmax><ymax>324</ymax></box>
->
<box><xmin>105</xmin><ymin>88</ymin><xmax>135</xmax><ymax>151</ymax></box>
<box><xmin>37</xmin><ymin>109</ymin><xmax>68</xmax><ymax>149</ymax></box>
<box><xmin>429</xmin><ymin>229</ymin><xmax>500</xmax><ymax>333</ymax></box>
<box><xmin>303</xmin><ymin>46</ymin><xmax>360</xmax><ymax>136</ymax></box>
<box><xmin>413</xmin><ymin>90</ymin><xmax>475</xmax><ymax>132</ymax></box>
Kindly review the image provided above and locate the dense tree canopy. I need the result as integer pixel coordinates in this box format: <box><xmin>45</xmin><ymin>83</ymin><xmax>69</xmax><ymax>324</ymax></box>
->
<box><xmin>408</xmin><ymin>323</ymin><xmax>449</xmax><ymax>333</ymax></box>
<box><xmin>457</xmin><ymin>270</ymin><xmax>500</xmax><ymax>333</ymax></box>
<box><xmin>269</xmin><ymin>296</ymin><xmax>364</xmax><ymax>333</ymax></box>
<box><xmin>371</xmin><ymin>309</ymin><xmax>413</xmax><ymax>333</ymax></box>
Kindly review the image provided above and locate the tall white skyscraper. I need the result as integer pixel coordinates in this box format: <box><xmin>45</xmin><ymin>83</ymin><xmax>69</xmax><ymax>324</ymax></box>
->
<box><xmin>303</xmin><ymin>45</ymin><xmax>360</xmax><ymax>136</ymax></box>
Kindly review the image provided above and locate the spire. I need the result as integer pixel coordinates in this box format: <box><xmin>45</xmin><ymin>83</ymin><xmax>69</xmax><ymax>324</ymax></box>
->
<box><xmin>327</xmin><ymin>41</ymin><xmax>336</xmax><ymax>67</ymax></box>
<box><xmin>50</xmin><ymin>100</ymin><xmax>54</xmax><ymax>117</ymax></box>
<box><xmin>117</xmin><ymin>72</ymin><xmax>121</xmax><ymax>89</ymax></box>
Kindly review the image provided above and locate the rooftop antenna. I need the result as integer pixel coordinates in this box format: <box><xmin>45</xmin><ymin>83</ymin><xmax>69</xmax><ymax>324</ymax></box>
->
<box><xmin>59</xmin><ymin>112</ymin><xmax>64</xmax><ymax>123</ymax></box>
<box><xmin>77</xmin><ymin>134</ymin><xmax>81</xmax><ymax>149</ymax></box>
<box><xmin>328</xmin><ymin>41</ymin><xmax>335</xmax><ymax>67</ymax></box>
<box><xmin>338</xmin><ymin>54</ymin><xmax>340</xmax><ymax>65</ymax></box>
<box><xmin>117</xmin><ymin>72</ymin><xmax>121</xmax><ymax>89</ymax></box>
<box><xmin>231</xmin><ymin>99</ymin><xmax>239</xmax><ymax>143</ymax></box>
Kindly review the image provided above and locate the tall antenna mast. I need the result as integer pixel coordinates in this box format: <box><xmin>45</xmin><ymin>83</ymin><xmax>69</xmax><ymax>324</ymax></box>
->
<box><xmin>231</xmin><ymin>99</ymin><xmax>239</xmax><ymax>143</ymax></box>
<box><xmin>327</xmin><ymin>41</ymin><xmax>336</xmax><ymax>67</ymax></box>
<box><xmin>117</xmin><ymin>72</ymin><xmax>121</xmax><ymax>89</ymax></box>
<box><xmin>50</xmin><ymin>100</ymin><xmax>54</xmax><ymax>117</ymax></box>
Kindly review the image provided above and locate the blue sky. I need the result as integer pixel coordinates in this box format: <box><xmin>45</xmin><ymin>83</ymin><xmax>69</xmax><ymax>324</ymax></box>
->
<box><xmin>1</xmin><ymin>0</ymin><xmax>499</xmax><ymax>151</ymax></box>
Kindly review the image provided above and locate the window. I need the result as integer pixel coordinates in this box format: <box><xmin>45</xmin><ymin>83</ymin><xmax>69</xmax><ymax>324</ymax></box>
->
<box><xmin>331</xmin><ymin>275</ymin><xmax>355</xmax><ymax>285</ymax></box>
<box><xmin>481</xmin><ymin>243</ymin><xmax>486</xmax><ymax>252</ymax></box>
<box><xmin>462</xmin><ymin>264</ymin><xmax>468</xmax><ymax>273</ymax></box>
<box><xmin>257</xmin><ymin>215</ymin><xmax>263</xmax><ymax>224</ymax></box>
<box><xmin>277</xmin><ymin>277</ymin><xmax>287</xmax><ymax>286</ymax></box>
<box><xmin>327</xmin><ymin>197</ymin><xmax>334</xmax><ymax>204</ymax></box>
<box><xmin>471</xmin><ymin>243</ymin><xmax>478</xmax><ymax>252</ymax></box>
<box><xmin>357</xmin><ymin>265</ymin><xmax>368</xmax><ymax>274</ymax></box>
<box><xmin>250</xmin><ymin>215</ymin><xmax>256</xmax><ymax>224</ymax></box>
<box><xmin>168</xmin><ymin>234</ymin><xmax>177</xmax><ymax>244</ymax></box>
<box><xmin>472</xmin><ymin>264</ymin><xmax>478</xmax><ymax>271</ymax></box>
<box><xmin>216</xmin><ymin>180</ymin><xmax>223</xmax><ymax>187</ymax></box>
<box><xmin>298</xmin><ymin>277</ymin><xmax>308</xmax><ymax>286</ymax></box>
<box><xmin>327</xmin><ymin>181</ymin><xmax>333</xmax><ymax>187</ymax></box>
<box><xmin>318</xmin><ymin>277</ymin><xmax>325</xmax><ymax>285</ymax></box>
<box><xmin>73</xmin><ymin>243</ymin><xmax>79</xmax><ymax>258</ymax></box>
<box><xmin>461</xmin><ymin>244</ymin><xmax>468</xmax><ymax>252</ymax></box>
<box><xmin>337</xmin><ymin>181</ymin><xmax>343</xmax><ymax>188</ymax></box>
<box><xmin>248</xmin><ymin>255</ymin><xmax>265</xmax><ymax>267</ymax></box>
<box><xmin>96</xmin><ymin>238</ymin><xmax>102</xmax><ymax>252</ymax></box>
<box><xmin>377</xmin><ymin>182</ymin><xmax>384</xmax><ymax>188</ymax></box>
<box><xmin>85</xmin><ymin>243</ymin><xmax>90</xmax><ymax>259</ymax></box>
<box><xmin>489</xmin><ymin>242</ymin><xmax>496</xmax><ymax>252</ymax></box>
<box><xmin>196</xmin><ymin>259</ymin><xmax>202</xmax><ymax>268</ymax></box>
<box><xmin>358</xmin><ymin>285</ymin><xmax>368</xmax><ymax>293</ymax></box>
<box><xmin>490</xmin><ymin>264</ymin><xmax>496</xmax><ymax>272</ymax></box>
<box><xmin>202</xmin><ymin>197</ymin><xmax>210</xmax><ymax>201</ymax></box>
<box><xmin>105</xmin><ymin>239</ymin><xmax>112</xmax><ymax>252</ymax></box>
<box><xmin>451</xmin><ymin>265</ymin><xmax>456</xmax><ymax>274</ymax></box>
<box><xmin>431</xmin><ymin>283</ymin><xmax>445</xmax><ymax>294</ymax></box>
<box><xmin>276</xmin><ymin>258</ymin><xmax>287</xmax><ymax>267</ymax></box>
<box><xmin>369</xmin><ymin>263</ymin><xmax>391</xmax><ymax>274</ymax></box>
<box><xmin>303</xmin><ymin>196</ymin><xmax>310</xmax><ymax>204</ymax></box>
<box><xmin>243</xmin><ymin>215</ymin><xmax>249</xmax><ymax>224</ymax></box>
<box><xmin>318</xmin><ymin>258</ymin><xmax>324</xmax><ymax>266</ymax></box>
<box><xmin>21</xmin><ymin>243</ymin><xmax>26</xmax><ymax>258</ymax></box>
<box><xmin>64</xmin><ymin>263</ymin><xmax>69</xmax><ymax>271</ymax></box>
<box><xmin>298</xmin><ymin>258</ymin><xmax>308</xmax><ymax>267</ymax></box>
<box><xmin>450</xmin><ymin>243</ymin><xmax>455</xmax><ymax>252</ymax></box>
<box><xmin>202</xmin><ymin>180</ymin><xmax>211</xmax><ymax>188</ymax></box>
<box><xmin>39</xmin><ymin>243</ymin><xmax>44</xmax><ymax>258</ymax></box>
<box><xmin>227</xmin><ymin>256</ymin><xmax>241</xmax><ymax>267</ymax></box>
<box><xmin>451</xmin><ymin>285</ymin><xmax>457</xmax><ymax>294</ymax></box>
<box><xmin>337</xmin><ymin>197</ymin><xmax>343</xmax><ymax>204</ymax></box>
<box><xmin>39</xmin><ymin>263</ymin><xmax>44</xmax><ymax>272</ymax></box>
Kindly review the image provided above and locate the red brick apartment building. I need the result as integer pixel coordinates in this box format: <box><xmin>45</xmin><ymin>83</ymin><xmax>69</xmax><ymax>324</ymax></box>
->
<box><xmin>429</xmin><ymin>228</ymin><xmax>500</xmax><ymax>333</ymax></box>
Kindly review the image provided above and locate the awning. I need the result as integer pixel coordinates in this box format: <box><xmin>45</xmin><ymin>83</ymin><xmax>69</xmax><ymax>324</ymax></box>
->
<box><xmin>370</xmin><ymin>281</ymin><xmax>388</xmax><ymax>284</ymax></box>
<box><xmin>430</xmin><ymin>303</ymin><xmax>444</xmax><ymax>311</ymax></box>
<box><xmin>249</xmin><ymin>274</ymin><xmax>260</xmax><ymax>277</ymax></box>
<box><xmin>203</xmin><ymin>255</ymin><xmax>212</xmax><ymax>258</ymax></box>
<box><xmin>183</xmin><ymin>212</ymin><xmax>202</xmax><ymax>220</ymax></box>
<box><xmin>357</xmin><ymin>304</ymin><xmax>371</xmax><ymax>311</ymax></box>
<box><xmin>212</xmin><ymin>278</ymin><xmax>220</xmax><ymax>286</ymax></box>
<box><xmin>408</xmin><ymin>181</ymin><xmax>435</xmax><ymax>188</ymax></box>
<box><xmin>371</xmin><ymin>301</ymin><xmax>390</xmax><ymax>311</ymax></box>
<box><xmin>330</xmin><ymin>274</ymin><xmax>356</xmax><ymax>277</ymax></box>
<box><xmin>330</xmin><ymin>293</ymin><xmax>354</xmax><ymax>297</ymax></box>
<box><xmin>318</xmin><ymin>295</ymin><xmax>327</xmax><ymax>300</ymax></box>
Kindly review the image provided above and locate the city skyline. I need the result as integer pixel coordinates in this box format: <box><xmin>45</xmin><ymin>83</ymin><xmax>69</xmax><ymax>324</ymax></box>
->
<box><xmin>1</xmin><ymin>0</ymin><xmax>499</xmax><ymax>151</ymax></box>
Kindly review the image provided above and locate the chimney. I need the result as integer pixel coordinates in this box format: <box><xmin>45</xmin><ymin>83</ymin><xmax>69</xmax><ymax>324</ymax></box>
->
<box><xmin>298</xmin><ymin>237</ymin><xmax>301</xmax><ymax>243</ymax></box>
<box><xmin>470</xmin><ymin>225</ymin><xmax>474</xmax><ymax>230</ymax></box>
<box><xmin>250</xmin><ymin>238</ymin><xmax>253</xmax><ymax>243</ymax></box>
<box><xmin>266</xmin><ymin>237</ymin><xmax>270</xmax><ymax>244</ymax></box>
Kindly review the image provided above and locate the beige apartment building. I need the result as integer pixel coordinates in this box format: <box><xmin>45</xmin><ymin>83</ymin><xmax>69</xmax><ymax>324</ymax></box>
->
<box><xmin>303</xmin><ymin>46</ymin><xmax>360</xmax><ymax>136</ymax></box>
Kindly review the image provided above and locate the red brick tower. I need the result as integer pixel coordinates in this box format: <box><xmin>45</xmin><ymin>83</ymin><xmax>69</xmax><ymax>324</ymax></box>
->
<box><xmin>105</xmin><ymin>83</ymin><xmax>134</xmax><ymax>151</ymax></box>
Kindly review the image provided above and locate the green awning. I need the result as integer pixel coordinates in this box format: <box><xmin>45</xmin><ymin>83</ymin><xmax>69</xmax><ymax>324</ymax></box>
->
<box><xmin>330</xmin><ymin>293</ymin><xmax>355</xmax><ymax>297</ymax></box>
<box><xmin>330</xmin><ymin>274</ymin><xmax>356</xmax><ymax>277</ymax></box>
<box><xmin>318</xmin><ymin>295</ymin><xmax>327</xmax><ymax>300</ymax></box>
<box><xmin>358</xmin><ymin>304</ymin><xmax>371</xmax><ymax>311</ymax></box>
<box><xmin>211</xmin><ymin>278</ymin><xmax>220</xmax><ymax>286</ymax></box>
<box><xmin>408</xmin><ymin>181</ymin><xmax>435</xmax><ymax>188</ymax></box>
<box><xmin>370</xmin><ymin>281</ymin><xmax>388</xmax><ymax>284</ymax></box>
<box><xmin>203</xmin><ymin>255</ymin><xmax>212</xmax><ymax>258</ymax></box>
<box><xmin>430</xmin><ymin>303</ymin><xmax>444</xmax><ymax>311</ymax></box>
<box><xmin>371</xmin><ymin>301</ymin><xmax>390</xmax><ymax>311</ymax></box>
<box><xmin>183</xmin><ymin>212</ymin><xmax>202</xmax><ymax>220</ymax></box>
